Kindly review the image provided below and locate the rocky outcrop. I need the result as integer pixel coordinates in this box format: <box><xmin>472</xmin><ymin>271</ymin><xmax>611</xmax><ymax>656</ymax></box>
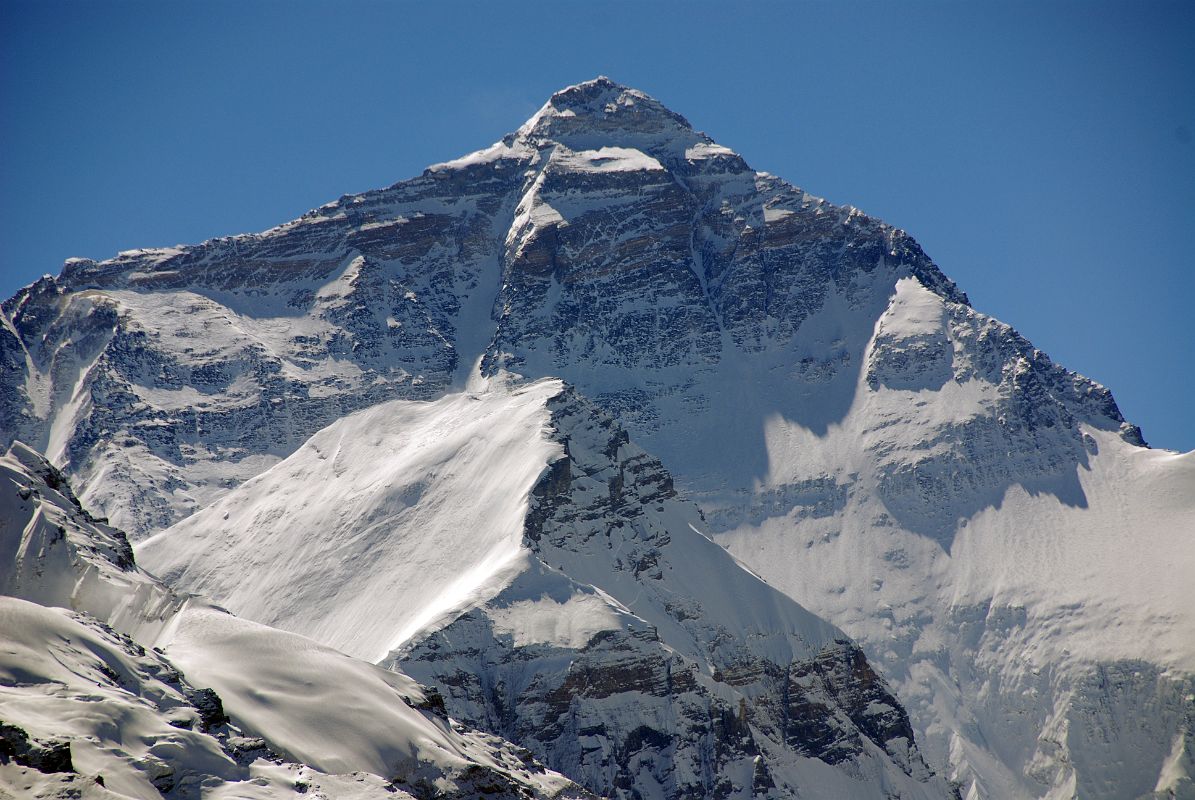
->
<box><xmin>0</xmin><ymin>721</ymin><xmax>74</xmax><ymax>775</ymax></box>
<box><xmin>0</xmin><ymin>79</ymin><xmax>986</xmax><ymax>540</ymax></box>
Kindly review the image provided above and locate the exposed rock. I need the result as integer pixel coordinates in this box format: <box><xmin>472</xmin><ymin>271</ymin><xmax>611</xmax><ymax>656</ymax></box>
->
<box><xmin>389</xmin><ymin>386</ymin><xmax>952</xmax><ymax>799</ymax></box>
<box><xmin>0</xmin><ymin>721</ymin><xmax>74</xmax><ymax>774</ymax></box>
<box><xmin>184</xmin><ymin>687</ymin><xmax>230</xmax><ymax>732</ymax></box>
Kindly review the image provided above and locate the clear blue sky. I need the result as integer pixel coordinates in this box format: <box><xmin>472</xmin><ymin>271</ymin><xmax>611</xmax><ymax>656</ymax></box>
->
<box><xmin>2</xmin><ymin>0</ymin><xmax>1192</xmax><ymax>451</ymax></box>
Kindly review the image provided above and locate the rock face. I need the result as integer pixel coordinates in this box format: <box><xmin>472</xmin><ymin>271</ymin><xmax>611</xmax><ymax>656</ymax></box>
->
<box><xmin>389</xmin><ymin>386</ymin><xmax>951</xmax><ymax>799</ymax></box>
<box><xmin>2</xmin><ymin>77</ymin><xmax>1192</xmax><ymax>799</ymax></box>
<box><xmin>0</xmin><ymin>720</ymin><xmax>74</xmax><ymax>775</ymax></box>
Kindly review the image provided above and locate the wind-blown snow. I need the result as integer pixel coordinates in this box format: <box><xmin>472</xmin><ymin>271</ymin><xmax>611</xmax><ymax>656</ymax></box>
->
<box><xmin>162</xmin><ymin>604</ymin><xmax>576</xmax><ymax>795</ymax></box>
<box><xmin>428</xmin><ymin>141</ymin><xmax>533</xmax><ymax>172</ymax></box>
<box><xmin>0</xmin><ymin>438</ymin><xmax>587</xmax><ymax>800</ymax></box>
<box><xmin>0</xmin><ymin>597</ymin><xmax>251</xmax><ymax>800</ymax></box>
<box><xmin>139</xmin><ymin>376</ymin><xmax>564</xmax><ymax>661</ymax></box>
<box><xmin>0</xmin><ymin>441</ymin><xmax>183</xmax><ymax>641</ymax></box>
<box><xmin>685</xmin><ymin>141</ymin><xmax>737</xmax><ymax>160</ymax></box>
<box><xmin>137</xmin><ymin>375</ymin><xmax>846</xmax><ymax>665</ymax></box>
<box><xmin>0</xmin><ymin>595</ymin><xmax>582</xmax><ymax>800</ymax></box>
<box><xmin>877</xmin><ymin>276</ymin><xmax>947</xmax><ymax>338</ymax></box>
<box><xmin>486</xmin><ymin>589</ymin><xmax>627</xmax><ymax>649</ymax></box>
<box><xmin>714</xmin><ymin>277</ymin><xmax>1195</xmax><ymax>798</ymax></box>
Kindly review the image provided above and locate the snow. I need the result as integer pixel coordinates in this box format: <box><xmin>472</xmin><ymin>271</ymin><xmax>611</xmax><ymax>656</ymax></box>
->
<box><xmin>41</xmin><ymin>314</ymin><xmax>110</xmax><ymax>467</ymax></box>
<box><xmin>0</xmin><ymin>597</ymin><xmax>264</xmax><ymax>800</ymax></box>
<box><xmin>947</xmin><ymin>430</ymin><xmax>1195</xmax><ymax>669</ymax></box>
<box><xmin>0</xmin><ymin>596</ymin><xmax>578</xmax><ymax>800</ymax></box>
<box><xmin>133</xmin><ymin>374</ymin><xmax>958</xmax><ymax>798</ymax></box>
<box><xmin>709</xmin><ymin>277</ymin><xmax>1195</xmax><ymax>797</ymax></box>
<box><xmin>513</xmin><ymin>77</ymin><xmax>716</xmax><ymax>159</ymax></box>
<box><xmin>713</xmin><ymin>278</ymin><xmax>1195</xmax><ymax>671</ymax></box>
<box><xmin>0</xmin><ymin>442</ymin><xmax>586</xmax><ymax>800</ymax></box>
<box><xmin>427</xmin><ymin>140</ymin><xmax>533</xmax><ymax>172</ymax></box>
<box><xmin>137</xmin><ymin>375</ymin><xmax>848</xmax><ymax>668</ymax></box>
<box><xmin>5</xmin><ymin>75</ymin><xmax>1191</xmax><ymax>800</ymax></box>
<box><xmin>1157</xmin><ymin>732</ymin><xmax>1195</xmax><ymax>796</ymax></box>
<box><xmin>877</xmin><ymin>277</ymin><xmax>947</xmax><ymax>338</ymax></box>
<box><xmin>0</xmin><ymin>442</ymin><xmax>184</xmax><ymax>641</ymax></box>
<box><xmin>138</xmin><ymin>376</ymin><xmax>565</xmax><ymax>662</ymax></box>
<box><xmin>314</xmin><ymin>254</ymin><xmax>367</xmax><ymax>306</ymax></box>
<box><xmin>554</xmin><ymin>146</ymin><xmax>664</xmax><ymax>173</ymax></box>
<box><xmin>485</xmin><ymin>580</ymin><xmax>628</xmax><ymax>650</ymax></box>
<box><xmin>685</xmin><ymin>141</ymin><xmax>736</xmax><ymax>160</ymax></box>
<box><xmin>162</xmin><ymin>603</ymin><xmax>573</xmax><ymax>795</ymax></box>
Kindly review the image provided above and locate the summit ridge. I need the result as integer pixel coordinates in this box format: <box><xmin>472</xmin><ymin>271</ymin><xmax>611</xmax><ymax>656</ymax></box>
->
<box><xmin>510</xmin><ymin>76</ymin><xmax>705</xmax><ymax>155</ymax></box>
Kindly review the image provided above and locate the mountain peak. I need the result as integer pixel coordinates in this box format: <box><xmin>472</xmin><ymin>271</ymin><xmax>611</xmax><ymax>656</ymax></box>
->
<box><xmin>544</xmin><ymin>76</ymin><xmax>676</xmax><ymax>118</ymax></box>
<box><xmin>510</xmin><ymin>76</ymin><xmax>708</xmax><ymax>155</ymax></box>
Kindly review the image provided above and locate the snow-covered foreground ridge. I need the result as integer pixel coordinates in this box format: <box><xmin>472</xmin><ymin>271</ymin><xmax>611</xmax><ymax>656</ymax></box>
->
<box><xmin>0</xmin><ymin>441</ymin><xmax>593</xmax><ymax>800</ymax></box>
<box><xmin>1</xmin><ymin>76</ymin><xmax>1192</xmax><ymax>798</ymax></box>
<box><xmin>139</xmin><ymin>376</ymin><xmax>956</xmax><ymax>799</ymax></box>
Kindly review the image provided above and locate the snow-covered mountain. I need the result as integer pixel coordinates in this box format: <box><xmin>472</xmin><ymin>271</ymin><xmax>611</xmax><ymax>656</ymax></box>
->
<box><xmin>138</xmin><ymin>375</ymin><xmax>955</xmax><ymax>799</ymax></box>
<box><xmin>0</xmin><ymin>442</ymin><xmax>592</xmax><ymax>799</ymax></box>
<box><xmin>2</xmin><ymin>76</ymin><xmax>1192</xmax><ymax>799</ymax></box>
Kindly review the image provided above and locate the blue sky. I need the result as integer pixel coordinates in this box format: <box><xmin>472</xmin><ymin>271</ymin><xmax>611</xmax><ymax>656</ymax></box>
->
<box><xmin>2</xmin><ymin>0</ymin><xmax>1192</xmax><ymax>451</ymax></box>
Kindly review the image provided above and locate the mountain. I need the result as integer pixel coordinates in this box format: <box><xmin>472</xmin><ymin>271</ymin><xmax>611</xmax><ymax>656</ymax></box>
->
<box><xmin>0</xmin><ymin>442</ymin><xmax>592</xmax><ymax>799</ymax></box>
<box><xmin>137</xmin><ymin>375</ymin><xmax>955</xmax><ymax>799</ymax></box>
<box><xmin>2</xmin><ymin>76</ymin><xmax>1192</xmax><ymax>799</ymax></box>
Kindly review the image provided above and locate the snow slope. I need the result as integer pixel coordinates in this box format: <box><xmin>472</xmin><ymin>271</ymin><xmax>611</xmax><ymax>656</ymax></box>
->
<box><xmin>713</xmin><ymin>278</ymin><xmax>1195</xmax><ymax>799</ymax></box>
<box><xmin>159</xmin><ymin>604</ymin><xmax>586</xmax><ymax>799</ymax></box>
<box><xmin>141</xmin><ymin>377</ymin><xmax>562</xmax><ymax>662</ymax></box>
<box><xmin>139</xmin><ymin>376</ymin><xmax>956</xmax><ymax>800</ymax></box>
<box><xmin>0</xmin><ymin>440</ymin><xmax>183</xmax><ymax>640</ymax></box>
<box><xmin>1</xmin><ymin>596</ymin><xmax>305</xmax><ymax>800</ymax></box>
<box><xmin>0</xmin><ymin>597</ymin><xmax>584</xmax><ymax>800</ymax></box>
<box><xmin>0</xmin><ymin>440</ymin><xmax>590</xmax><ymax>800</ymax></box>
